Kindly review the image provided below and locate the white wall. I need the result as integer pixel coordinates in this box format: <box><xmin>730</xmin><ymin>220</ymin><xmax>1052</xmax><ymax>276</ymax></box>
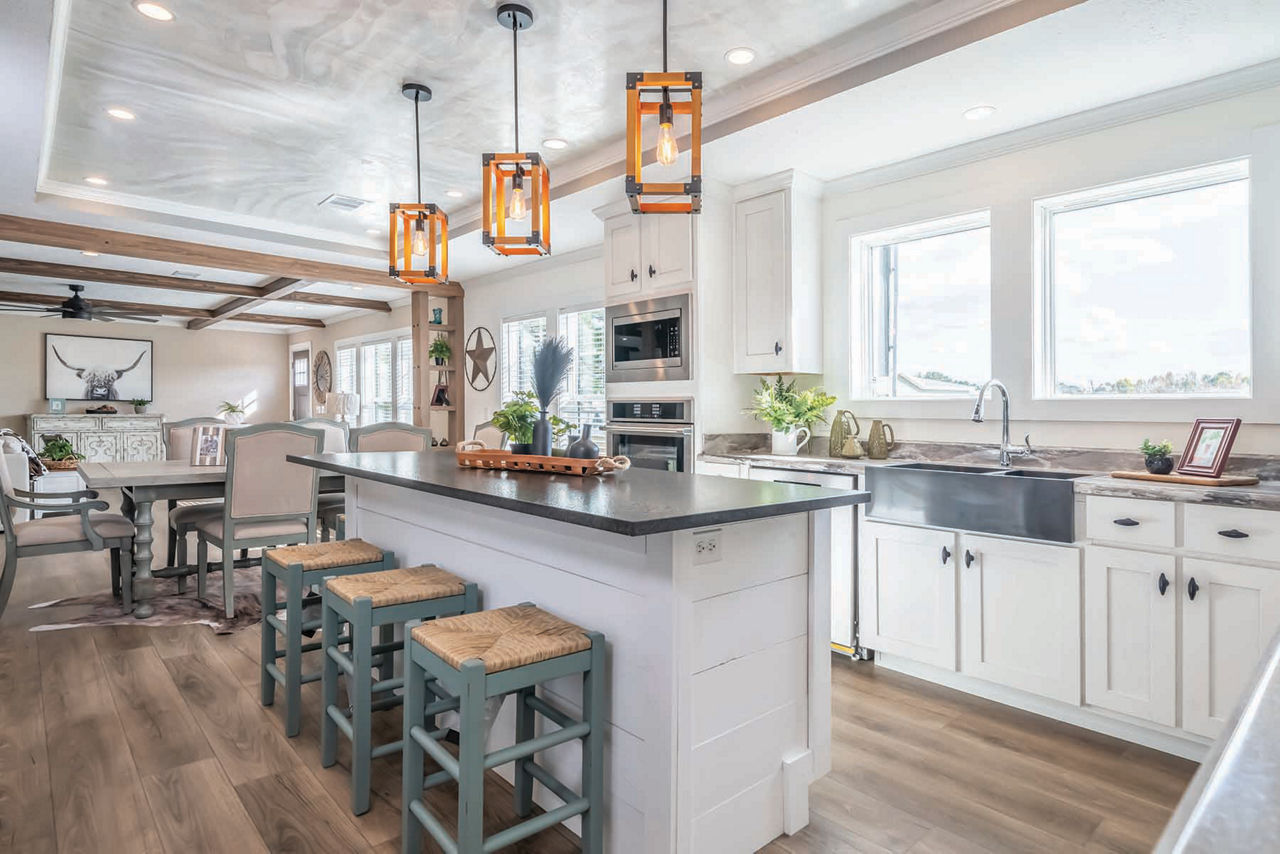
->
<box><xmin>817</xmin><ymin>84</ymin><xmax>1280</xmax><ymax>455</ymax></box>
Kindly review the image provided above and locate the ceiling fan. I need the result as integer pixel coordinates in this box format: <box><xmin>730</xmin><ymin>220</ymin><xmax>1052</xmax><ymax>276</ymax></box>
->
<box><xmin>0</xmin><ymin>284</ymin><xmax>158</xmax><ymax>323</ymax></box>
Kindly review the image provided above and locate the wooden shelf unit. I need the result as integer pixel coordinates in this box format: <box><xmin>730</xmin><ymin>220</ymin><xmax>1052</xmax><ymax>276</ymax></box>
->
<box><xmin>411</xmin><ymin>288</ymin><xmax>465</xmax><ymax>446</ymax></box>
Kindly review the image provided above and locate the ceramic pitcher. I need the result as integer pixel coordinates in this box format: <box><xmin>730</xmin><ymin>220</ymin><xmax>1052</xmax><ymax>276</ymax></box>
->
<box><xmin>771</xmin><ymin>426</ymin><xmax>811</xmax><ymax>456</ymax></box>
<box><xmin>866</xmin><ymin>420</ymin><xmax>896</xmax><ymax>460</ymax></box>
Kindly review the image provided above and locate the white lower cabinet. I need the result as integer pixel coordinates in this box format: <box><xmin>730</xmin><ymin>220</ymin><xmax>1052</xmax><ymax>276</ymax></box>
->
<box><xmin>1181</xmin><ymin>556</ymin><xmax>1280</xmax><ymax>738</ymax></box>
<box><xmin>959</xmin><ymin>535</ymin><xmax>1081</xmax><ymax>705</ymax></box>
<box><xmin>859</xmin><ymin>521</ymin><xmax>957</xmax><ymax>670</ymax></box>
<box><xmin>1084</xmin><ymin>546</ymin><xmax>1177</xmax><ymax>726</ymax></box>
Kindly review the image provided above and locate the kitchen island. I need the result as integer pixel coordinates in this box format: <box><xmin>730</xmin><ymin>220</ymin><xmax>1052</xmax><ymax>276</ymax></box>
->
<box><xmin>290</xmin><ymin>450</ymin><xmax>868</xmax><ymax>853</ymax></box>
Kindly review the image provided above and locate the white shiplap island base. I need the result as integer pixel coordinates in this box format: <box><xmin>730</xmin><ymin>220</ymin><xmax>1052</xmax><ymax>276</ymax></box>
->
<box><xmin>291</xmin><ymin>451</ymin><xmax>866</xmax><ymax>853</ymax></box>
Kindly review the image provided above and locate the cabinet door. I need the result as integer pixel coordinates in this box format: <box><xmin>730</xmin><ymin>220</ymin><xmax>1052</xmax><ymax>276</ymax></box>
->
<box><xmin>1083</xmin><ymin>547</ymin><xmax>1177</xmax><ymax>724</ymax></box>
<box><xmin>960</xmin><ymin>535</ymin><xmax>1081</xmax><ymax>704</ymax></box>
<box><xmin>732</xmin><ymin>190</ymin><xmax>789</xmax><ymax>374</ymax></box>
<box><xmin>122</xmin><ymin>431</ymin><xmax>163</xmax><ymax>462</ymax></box>
<box><xmin>641</xmin><ymin>214</ymin><xmax>694</xmax><ymax>291</ymax></box>
<box><xmin>1182</xmin><ymin>557</ymin><xmax>1280</xmax><ymax>738</ymax></box>
<box><xmin>859</xmin><ymin>521</ymin><xmax>957</xmax><ymax>670</ymax></box>
<box><xmin>79</xmin><ymin>432</ymin><xmax>119</xmax><ymax>463</ymax></box>
<box><xmin>604</xmin><ymin>215</ymin><xmax>643</xmax><ymax>300</ymax></box>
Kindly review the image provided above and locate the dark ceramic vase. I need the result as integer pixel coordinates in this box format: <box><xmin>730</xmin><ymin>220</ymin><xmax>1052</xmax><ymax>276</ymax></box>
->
<box><xmin>567</xmin><ymin>424</ymin><xmax>600</xmax><ymax>459</ymax></box>
<box><xmin>509</xmin><ymin>442</ymin><xmax>533</xmax><ymax>455</ymax></box>
<box><xmin>1144</xmin><ymin>455</ymin><xmax>1175</xmax><ymax>475</ymax></box>
<box><xmin>531</xmin><ymin>411</ymin><xmax>553</xmax><ymax>456</ymax></box>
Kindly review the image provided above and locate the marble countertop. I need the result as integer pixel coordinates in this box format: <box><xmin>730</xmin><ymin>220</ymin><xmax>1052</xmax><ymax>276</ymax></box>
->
<box><xmin>291</xmin><ymin>451</ymin><xmax>869</xmax><ymax>537</ymax></box>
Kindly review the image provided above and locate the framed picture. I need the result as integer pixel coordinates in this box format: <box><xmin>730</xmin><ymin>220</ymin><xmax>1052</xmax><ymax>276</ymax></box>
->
<box><xmin>191</xmin><ymin>425</ymin><xmax>227</xmax><ymax>467</ymax></box>
<box><xmin>45</xmin><ymin>333</ymin><xmax>153</xmax><ymax>402</ymax></box>
<box><xmin>1177</xmin><ymin>418</ymin><xmax>1242</xmax><ymax>478</ymax></box>
<box><xmin>47</xmin><ymin>398</ymin><xmax>66</xmax><ymax>414</ymax></box>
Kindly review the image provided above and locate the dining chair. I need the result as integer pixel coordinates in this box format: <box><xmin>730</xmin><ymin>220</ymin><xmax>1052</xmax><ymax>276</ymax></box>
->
<box><xmin>194</xmin><ymin>423</ymin><xmax>323</xmax><ymax>618</ymax></box>
<box><xmin>318</xmin><ymin>422</ymin><xmax>432</xmax><ymax>540</ymax></box>
<box><xmin>0</xmin><ymin>457</ymin><xmax>136</xmax><ymax>619</ymax></box>
<box><xmin>473</xmin><ymin>419</ymin><xmax>508</xmax><ymax>450</ymax></box>
<box><xmin>163</xmin><ymin>417</ymin><xmax>227</xmax><ymax>587</ymax></box>
<box><xmin>295</xmin><ymin>417</ymin><xmax>349</xmax><ymax>542</ymax></box>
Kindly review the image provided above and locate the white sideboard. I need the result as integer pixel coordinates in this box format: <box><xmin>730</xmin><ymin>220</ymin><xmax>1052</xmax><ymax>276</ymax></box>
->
<box><xmin>28</xmin><ymin>413</ymin><xmax>165</xmax><ymax>463</ymax></box>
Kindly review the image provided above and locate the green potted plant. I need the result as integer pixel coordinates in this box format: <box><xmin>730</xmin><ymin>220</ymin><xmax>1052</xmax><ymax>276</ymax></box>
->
<box><xmin>218</xmin><ymin>400</ymin><xmax>247</xmax><ymax>426</ymax></box>
<box><xmin>38</xmin><ymin>434</ymin><xmax>85</xmax><ymax>471</ymax></box>
<box><xmin>491</xmin><ymin>391</ymin><xmax>540</xmax><ymax>454</ymax></box>
<box><xmin>747</xmin><ymin>375</ymin><xmax>838</xmax><ymax>456</ymax></box>
<box><xmin>429</xmin><ymin>336</ymin><xmax>452</xmax><ymax>366</ymax></box>
<box><xmin>1140</xmin><ymin>439</ymin><xmax>1175</xmax><ymax>475</ymax></box>
<box><xmin>129</xmin><ymin>397</ymin><xmax>152</xmax><ymax>414</ymax></box>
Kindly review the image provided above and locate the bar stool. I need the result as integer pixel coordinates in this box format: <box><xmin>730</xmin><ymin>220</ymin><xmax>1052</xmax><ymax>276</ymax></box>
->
<box><xmin>260</xmin><ymin>539</ymin><xmax>395</xmax><ymax>737</ymax></box>
<box><xmin>401</xmin><ymin>604</ymin><xmax>606</xmax><ymax>853</ymax></box>
<box><xmin>320</xmin><ymin>565</ymin><xmax>479</xmax><ymax>815</ymax></box>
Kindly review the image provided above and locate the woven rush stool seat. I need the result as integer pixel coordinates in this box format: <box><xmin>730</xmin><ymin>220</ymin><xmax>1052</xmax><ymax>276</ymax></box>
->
<box><xmin>260</xmin><ymin>539</ymin><xmax>395</xmax><ymax>739</ymax></box>
<box><xmin>321</xmin><ymin>566</ymin><xmax>478</xmax><ymax>815</ymax></box>
<box><xmin>402</xmin><ymin>603</ymin><xmax>605</xmax><ymax>853</ymax></box>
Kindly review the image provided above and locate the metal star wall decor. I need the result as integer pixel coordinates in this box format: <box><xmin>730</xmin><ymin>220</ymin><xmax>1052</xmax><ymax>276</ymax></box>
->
<box><xmin>464</xmin><ymin>326</ymin><xmax>496</xmax><ymax>391</ymax></box>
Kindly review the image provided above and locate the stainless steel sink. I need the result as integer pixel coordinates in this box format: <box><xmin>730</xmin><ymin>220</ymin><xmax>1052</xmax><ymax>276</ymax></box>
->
<box><xmin>866</xmin><ymin>462</ymin><xmax>1081</xmax><ymax>543</ymax></box>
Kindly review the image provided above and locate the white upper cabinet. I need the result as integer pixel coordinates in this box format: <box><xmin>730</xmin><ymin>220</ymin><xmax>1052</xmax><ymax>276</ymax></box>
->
<box><xmin>599</xmin><ymin>203</ymin><xmax>695</xmax><ymax>302</ymax></box>
<box><xmin>731</xmin><ymin>171</ymin><xmax>822</xmax><ymax>374</ymax></box>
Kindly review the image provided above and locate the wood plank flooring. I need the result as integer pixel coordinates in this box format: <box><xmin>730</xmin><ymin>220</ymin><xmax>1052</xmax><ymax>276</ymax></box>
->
<box><xmin>0</xmin><ymin>546</ymin><xmax>1196</xmax><ymax>853</ymax></box>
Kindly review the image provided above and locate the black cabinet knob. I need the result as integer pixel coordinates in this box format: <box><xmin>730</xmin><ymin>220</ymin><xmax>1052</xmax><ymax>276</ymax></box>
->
<box><xmin>630</xmin><ymin>268</ymin><xmax>638</xmax><ymax>282</ymax></box>
<box><xmin>1218</xmin><ymin>529</ymin><xmax>1249</xmax><ymax>539</ymax></box>
<box><xmin>941</xmin><ymin>546</ymin><xmax>951</xmax><ymax>565</ymax></box>
<box><xmin>1188</xmin><ymin>577</ymin><xmax>1200</xmax><ymax>601</ymax></box>
<box><xmin>1157</xmin><ymin>572</ymin><xmax>1169</xmax><ymax>596</ymax></box>
<box><xmin>964</xmin><ymin>549</ymin><xmax>976</xmax><ymax>568</ymax></box>
<box><xmin>648</xmin><ymin>264</ymin><xmax>656</xmax><ymax>278</ymax></box>
<box><xmin>1113</xmin><ymin>518</ymin><xmax>1140</xmax><ymax>527</ymax></box>
<box><xmin>774</xmin><ymin>341</ymin><xmax>782</xmax><ymax>356</ymax></box>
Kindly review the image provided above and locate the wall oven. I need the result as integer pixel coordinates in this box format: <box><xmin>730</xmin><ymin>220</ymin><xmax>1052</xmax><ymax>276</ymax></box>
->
<box><xmin>605</xmin><ymin>293</ymin><xmax>691</xmax><ymax>383</ymax></box>
<box><xmin>606</xmin><ymin>398</ymin><xmax>694</xmax><ymax>473</ymax></box>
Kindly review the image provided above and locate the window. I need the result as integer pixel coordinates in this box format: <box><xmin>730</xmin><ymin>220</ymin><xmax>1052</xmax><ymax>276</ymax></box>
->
<box><xmin>860</xmin><ymin>213</ymin><xmax>991</xmax><ymax>397</ymax></box>
<box><xmin>334</xmin><ymin>331</ymin><xmax>413</xmax><ymax>425</ymax></box>
<box><xmin>500</xmin><ymin>306</ymin><xmax>606</xmax><ymax>433</ymax></box>
<box><xmin>1039</xmin><ymin>161</ymin><xmax>1250</xmax><ymax>398</ymax></box>
<box><xmin>500</xmin><ymin>314</ymin><xmax>548</xmax><ymax>400</ymax></box>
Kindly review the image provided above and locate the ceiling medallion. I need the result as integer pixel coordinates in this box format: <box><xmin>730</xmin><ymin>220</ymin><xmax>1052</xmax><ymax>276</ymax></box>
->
<box><xmin>482</xmin><ymin>3</ymin><xmax>551</xmax><ymax>256</ymax></box>
<box><xmin>625</xmin><ymin>0</ymin><xmax>702</xmax><ymax>214</ymax></box>
<box><xmin>389</xmin><ymin>82</ymin><xmax>449</xmax><ymax>285</ymax></box>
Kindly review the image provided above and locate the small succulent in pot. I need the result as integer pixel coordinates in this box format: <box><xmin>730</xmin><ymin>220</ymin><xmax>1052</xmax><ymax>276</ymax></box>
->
<box><xmin>1140</xmin><ymin>439</ymin><xmax>1175</xmax><ymax>475</ymax></box>
<box><xmin>129</xmin><ymin>397</ymin><xmax>151</xmax><ymax>414</ymax></box>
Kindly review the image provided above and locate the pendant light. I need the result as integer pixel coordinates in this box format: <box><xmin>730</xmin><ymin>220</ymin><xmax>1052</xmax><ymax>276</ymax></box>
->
<box><xmin>625</xmin><ymin>0</ymin><xmax>702</xmax><ymax>214</ymax></box>
<box><xmin>389</xmin><ymin>82</ymin><xmax>449</xmax><ymax>285</ymax></box>
<box><xmin>482</xmin><ymin>3</ymin><xmax>551</xmax><ymax>256</ymax></box>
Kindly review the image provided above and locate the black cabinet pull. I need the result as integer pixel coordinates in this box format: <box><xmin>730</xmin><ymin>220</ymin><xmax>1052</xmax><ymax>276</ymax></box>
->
<box><xmin>1188</xmin><ymin>577</ymin><xmax>1200</xmax><ymax>601</ymax></box>
<box><xmin>1218</xmin><ymin>529</ymin><xmax>1249</xmax><ymax>539</ymax></box>
<box><xmin>1113</xmin><ymin>518</ymin><xmax>1140</xmax><ymax>527</ymax></box>
<box><xmin>630</xmin><ymin>268</ymin><xmax>638</xmax><ymax>282</ymax></box>
<box><xmin>964</xmin><ymin>549</ymin><xmax>976</xmax><ymax>568</ymax></box>
<box><xmin>941</xmin><ymin>546</ymin><xmax>951</xmax><ymax>565</ymax></box>
<box><xmin>774</xmin><ymin>341</ymin><xmax>782</xmax><ymax>356</ymax></box>
<box><xmin>648</xmin><ymin>264</ymin><xmax>656</xmax><ymax>278</ymax></box>
<box><xmin>1157</xmin><ymin>572</ymin><xmax>1169</xmax><ymax>596</ymax></box>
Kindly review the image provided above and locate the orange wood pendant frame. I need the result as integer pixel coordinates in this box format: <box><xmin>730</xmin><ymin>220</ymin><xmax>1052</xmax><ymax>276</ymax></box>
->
<box><xmin>389</xmin><ymin>202</ymin><xmax>449</xmax><ymax>285</ymax></box>
<box><xmin>625</xmin><ymin>71</ymin><xmax>702</xmax><ymax>214</ymax></box>
<box><xmin>481</xmin><ymin>152</ymin><xmax>551</xmax><ymax>256</ymax></box>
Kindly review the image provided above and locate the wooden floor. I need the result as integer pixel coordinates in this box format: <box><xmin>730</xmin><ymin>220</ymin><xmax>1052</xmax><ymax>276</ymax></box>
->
<box><xmin>0</xmin><ymin>546</ymin><xmax>1196</xmax><ymax>853</ymax></box>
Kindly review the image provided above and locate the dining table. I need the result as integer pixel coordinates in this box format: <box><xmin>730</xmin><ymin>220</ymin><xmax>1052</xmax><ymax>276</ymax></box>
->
<box><xmin>77</xmin><ymin>459</ymin><xmax>342</xmax><ymax>618</ymax></box>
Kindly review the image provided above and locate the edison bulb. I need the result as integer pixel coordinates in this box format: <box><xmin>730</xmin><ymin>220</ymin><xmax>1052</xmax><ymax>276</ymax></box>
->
<box><xmin>411</xmin><ymin>218</ymin><xmax>429</xmax><ymax>256</ymax></box>
<box><xmin>655</xmin><ymin>121</ymin><xmax>679</xmax><ymax>166</ymax></box>
<box><xmin>508</xmin><ymin>181</ymin><xmax>529</xmax><ymax>221</ymax></box>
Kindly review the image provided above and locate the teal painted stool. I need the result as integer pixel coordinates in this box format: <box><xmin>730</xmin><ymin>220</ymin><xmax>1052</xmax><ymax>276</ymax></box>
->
<box><xmin>401</xmin><ymin>603</ymin><xmax>606</xmax><ymax>853</ymax></box>
<box><xmin>320</xmin><ymin>565</ymin><xmax>479</xmax><ymax>815</ymax></box>
<box><xmin>260</xmin><ymin>539</ymin><xmax>395</xmax><ymax>737</ymax></box>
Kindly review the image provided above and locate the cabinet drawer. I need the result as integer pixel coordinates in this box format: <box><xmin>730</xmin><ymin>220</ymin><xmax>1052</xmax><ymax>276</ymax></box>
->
<box><xmin>1085</xmin><ymin>496</ymin><xmax>1175</xmax><ymax>548</ymax></box>
<box><xmin>30</xmin><ymin>416</ymin><xmax>99</xmax><ymax>434</ymax></box>
<box><xmin>101</xmin><ymin>417</ymin><xmax>160</xmax><ymax>432</ymax></box>
<box><xmin>1184</xmin><ymin>504</ymin><xmax>1280</xmax><ymax>563</ymax></box>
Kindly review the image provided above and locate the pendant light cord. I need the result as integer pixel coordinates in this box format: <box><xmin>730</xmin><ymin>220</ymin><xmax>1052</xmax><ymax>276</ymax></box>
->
<box><xmin>662</xmin><ymin>0</ymin><xmax>668</xmax><ymax>72</ymax></box>
<box><xmin>413</xmin><ymin>94</ymin><xmax>422</xmax><ymax>205</ymax></box>
<box><xmin>512</xmin><ymin>21</ymin><xmax>521</xmax><ymax>153</ymax></box>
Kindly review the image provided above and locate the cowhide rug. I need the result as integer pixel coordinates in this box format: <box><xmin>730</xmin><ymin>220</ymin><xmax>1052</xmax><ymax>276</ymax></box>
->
<box><xmin>28</xmin><ymin>565</ymin><xmax>264</xmax><ymax>633</ymax></box>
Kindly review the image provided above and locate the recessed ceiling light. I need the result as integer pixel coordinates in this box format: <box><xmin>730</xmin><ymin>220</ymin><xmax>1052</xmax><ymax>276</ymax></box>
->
<box><xmin>724</xmin><ymin>47</ymin><xmax>756</xmax><ymax>65</ymax></box>
<box><xmin>445</xmin><ymin>189</ymin><xmax>464</xmax><ymax>198</ymax></box>
<box><xmin>82</xmin><ymin>250</ymin><xmax>100</xmax><ymax>257</ymax></box>
<box><xmin>963</xmin><ymin>104</ymin><xmax>997</xmax><ymax>121</ymax></box>
<box><xmin>106</xmin><ymin>107</ymin><xmax>136</xmax><ymax>121</ymax></box>
<box><xmin>84</xmin><ymin>176</ymin><xmax>109</xmax><ymax>186</ymax></box>
<box><xmin>542</xmin><ymin>138</ymin><xmax>568</xmax><ymax>150</ymax></box>
<box><xmin>132</xmin><ymin>1</ymin><xmax>174</xmax><ymax>21</ymax></box>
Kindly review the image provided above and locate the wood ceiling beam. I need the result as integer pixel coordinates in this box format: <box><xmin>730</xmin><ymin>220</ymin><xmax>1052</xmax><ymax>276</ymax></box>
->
<box><xmin>0</xmin><ymin>257</ymin><xmax>394</xmax><ymax>312</ymax></box>
<box><xmin>0</xmin><ymin>288</ymin><xmax>324</xmax><ymax>328</ymax></box>
<box><xmin>186</xmin><ymin>277</ymin><xmax>305</xmax><ymax>330</ymax></box>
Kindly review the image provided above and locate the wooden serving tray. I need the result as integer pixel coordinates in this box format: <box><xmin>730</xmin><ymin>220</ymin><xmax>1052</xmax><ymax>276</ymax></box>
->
<box><xmin>456</xmin><ymin>443</ymin><xmax>631</xmax><ymax>478</ymax></box>
<box><xmin>1110</xmin><ymin>470</ymin><xmax>1260</xmax><ymax>487</ymax></box>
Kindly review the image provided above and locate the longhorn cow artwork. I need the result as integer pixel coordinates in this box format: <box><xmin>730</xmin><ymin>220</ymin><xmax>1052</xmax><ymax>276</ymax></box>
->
<box><xmin>44</xmin><ymin>333</ymin><xmax>153</xmax><ymax>402</ymax></box>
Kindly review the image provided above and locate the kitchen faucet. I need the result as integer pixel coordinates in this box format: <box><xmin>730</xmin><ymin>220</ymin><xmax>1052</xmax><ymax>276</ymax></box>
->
<box><xmin>971</xmin><ymin>379</ymin><xmax>1032</xmax><ymax>467</ymax></box>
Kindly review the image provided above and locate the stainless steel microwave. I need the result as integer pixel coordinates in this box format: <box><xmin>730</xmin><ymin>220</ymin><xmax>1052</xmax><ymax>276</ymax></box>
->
<box><xmin>605</xmin><ymin>293</ymin><xmax>691</xmax><ymax>383</ymax></box>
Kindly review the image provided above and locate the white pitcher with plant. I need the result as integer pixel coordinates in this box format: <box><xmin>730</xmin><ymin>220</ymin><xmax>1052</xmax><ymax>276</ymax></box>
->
<box><xmin>747</xmin><ymin>376</ymin><xmax>838</xmax><ymax>456</ymax></box>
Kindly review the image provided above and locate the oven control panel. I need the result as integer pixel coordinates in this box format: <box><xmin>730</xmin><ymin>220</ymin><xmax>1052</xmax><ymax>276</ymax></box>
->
<box><xmin>608</xmin><ymin>398</ymin><xmax>692</xmax><ymax>424</ymax></box>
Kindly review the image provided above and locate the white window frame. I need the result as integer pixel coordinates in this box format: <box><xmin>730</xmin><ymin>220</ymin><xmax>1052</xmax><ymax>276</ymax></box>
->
<box><xmin>852</xmin><ymin>210</ymin><xmax>992</xmax><ymax>400</ymax></box>
<box><xmin>500</xmin><ymin>301</ymin><xmax>606</xmax><ymax>424</ymax></box>
<box><xmin>334</xmin><ymin>327</ymin><xmax>414</xmax><ymax>425</ymax></box>
<box><xmin>1034</xmin><ymin>159</ymin><xmax>1252</xmax><ymax>401</ymax></box>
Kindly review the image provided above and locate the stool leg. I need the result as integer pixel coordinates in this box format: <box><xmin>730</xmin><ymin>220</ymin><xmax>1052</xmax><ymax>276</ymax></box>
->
<box><xmin>513</xmin><ymin>686</ymin><xmax>535</xmax><ymax>818</ymax></box>
<box><xmin>458</xmin><ymin>660</ymin><xmax>487</xmax><ymax>851</ymax></box>
<box><xmin>350</xmin><ymin>597</ymin><xmax>375</xmax><ymax>815</ymax></box>
<box><xmin>320</xmin><ymin>591</ymin><xmax>340</xmax><ymax>768</ymax></box>
<box><xmin>377</xmin><ymin>622</ymin><xmax>395</xmax><ymax>684</ymax></box>
<box><xmin>400</xmin><ymin>649</ymin><xmax>426</xmax><ymax>854</ymax></box>
<box><xmin>284</xmin><ymin>565</ymin><xmax>304</xmax><ymax>737</ymax></box>
<box><xmin>260</xmin><ymin>563</ymin><xmax>277</xmax><ymax>707</ymax></box>
<box><xmin>582</xmin><ymin>633</ymin><xmax>606</xmax><ymax>852</ymax></box>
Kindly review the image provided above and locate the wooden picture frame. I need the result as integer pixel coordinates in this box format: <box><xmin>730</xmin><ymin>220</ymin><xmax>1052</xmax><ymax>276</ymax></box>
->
<box><xmin>191</xmin><ymin>425</ymin><xmax>227</xmax><ymax>467</ymax></box>
<box><xmin>1176</xmin><ymin>418</ymin><xmax>1241</xmax><ymax>478</ymax></box>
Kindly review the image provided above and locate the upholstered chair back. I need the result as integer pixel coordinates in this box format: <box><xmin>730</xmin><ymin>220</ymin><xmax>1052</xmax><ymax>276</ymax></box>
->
<box><xmin>292</xmin><ymin>417</ymin><xmax>349</xmax><ymax>453</ymax></box>
<box><xmin>351</xmin><ymin>422</ymin><xmax>432</xmax><ymax>452</ymax></box>
<box><xmin>164</xmin><ymin>417</ymin><xmax>227</xmax><ymax>461</ymax></box>
<box><xmin>226</xmin><ymin>424</ymin><xmax>322</xmax><ymax>520</ymax></box>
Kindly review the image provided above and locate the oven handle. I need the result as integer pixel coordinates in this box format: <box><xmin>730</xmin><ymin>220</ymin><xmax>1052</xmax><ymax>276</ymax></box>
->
<box><xmin>605</xmin><ymin>424</ymin><xmax>694</xmax><ymax>436</ymax></box>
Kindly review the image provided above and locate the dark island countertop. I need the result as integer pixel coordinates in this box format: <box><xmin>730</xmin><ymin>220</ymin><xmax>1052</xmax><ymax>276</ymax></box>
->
<box><xmin>289</xmin><ymin>451</ymin><xmax>869</xmax><ymax>537</ymax></box>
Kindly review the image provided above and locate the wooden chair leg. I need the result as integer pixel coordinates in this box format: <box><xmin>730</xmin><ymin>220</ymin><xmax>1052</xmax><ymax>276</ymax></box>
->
<box><xmin>110</xmin><ymin>547</ymin><xmax>122</xmax><ymax>600</ymax></box>
<box><xmin>175</xmin><ymin>526</ymin><xmax>189</xmax><ymax>595</ymax></box>
<box><xmin>222</xmin><ymin>544</ymin><xmax>236</xmax><ymax>619</ymax></box>
<box><xmin>166</xmin><ymin>524</ymin><xmax>177</xmax><ymax>571</ymax></box>
<box><xmin>0</xmin><ymin>548</ymin><xmax>19</xmax><ymax>620</ymax></box>
<box><xmin>260</xmin><ymin>562</ymin><xmax>277</xmax><ymax>707</ymax></box>
<box><xmin>196</xmin><ymin>536</ymin><xmax>209</xmax><ymax>601</ymax></box>
<box><xmin>121</xmin><ymin>539</ymin><xmax>134</xmax><ymax>614</ymax></box>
